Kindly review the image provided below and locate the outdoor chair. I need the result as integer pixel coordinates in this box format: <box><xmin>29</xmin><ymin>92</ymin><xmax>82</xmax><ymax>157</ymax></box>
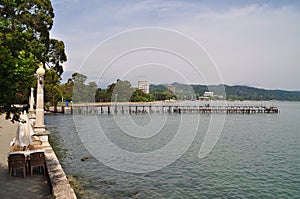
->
<box><xmin>29</xmin><ymin>152</ymin><xmax>46</xmax><ymax>176</ymax></box>
<box><xmin>32</xmin><ymin>139</ymin><xmax>42</xmax><ymax>145</ymax></box>
<box><xmin>8</xmin><ymin>153</ymin><xmax>27</xmax><ymax>177</ymax></box>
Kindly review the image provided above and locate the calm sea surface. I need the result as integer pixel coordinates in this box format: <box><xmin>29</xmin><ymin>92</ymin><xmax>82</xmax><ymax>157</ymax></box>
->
<box><xmin>45</xmin><ymin>101</ymin><xmax>300</xmax><ymax>198</ymax></box>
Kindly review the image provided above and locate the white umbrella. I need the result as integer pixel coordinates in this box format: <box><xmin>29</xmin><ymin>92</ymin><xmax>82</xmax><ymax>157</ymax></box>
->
<box><xmin>14</xmin><ymin>112</ymin><xmax>33</xmax><ymax>147</ymax></box>
<box><xmin>24</xmin><ymin>112</ymin><xmax>35</xmax><ymax>137</ymax></box>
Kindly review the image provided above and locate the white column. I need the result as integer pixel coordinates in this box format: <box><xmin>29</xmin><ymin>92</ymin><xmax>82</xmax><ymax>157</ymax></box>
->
<box><xmin>29</xmin><ymin>87</ymin><xmax>35</xmax><ymax>118</ymax></box>
<box><xmin>35</xmin><ymin>77</ymin><xmax>45</xmax><ymax>131</ymax></box>
<box><xmin>34</xmin><ymin>63</ymin><xmax>46</xmax><ymax>134</ymax></box>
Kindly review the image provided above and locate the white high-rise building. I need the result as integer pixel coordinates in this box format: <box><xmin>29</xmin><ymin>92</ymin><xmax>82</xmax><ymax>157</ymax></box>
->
<box><xmin>138</xmin><ymin>81</ymin><xmax>149</xmax><ymax>94</ymax></box>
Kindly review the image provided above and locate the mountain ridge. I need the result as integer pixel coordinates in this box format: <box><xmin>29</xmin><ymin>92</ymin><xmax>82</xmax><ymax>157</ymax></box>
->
<box><xmin>149</xmin><ymin>83</ymin><xmax>300</xmax><ymax>101</ymax></box>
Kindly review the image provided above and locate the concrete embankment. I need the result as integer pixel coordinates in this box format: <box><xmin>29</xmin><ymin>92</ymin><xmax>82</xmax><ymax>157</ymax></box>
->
<box><xmin>43</xmin><ymin>140</ymin><xmax>77</xmax><ymax>198</ymax></box>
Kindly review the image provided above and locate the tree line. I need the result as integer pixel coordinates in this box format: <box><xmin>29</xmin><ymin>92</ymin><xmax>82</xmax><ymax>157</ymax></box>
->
<box><xmin>46</xmin><ymin>74</ymin><xmax>300</xmax><ymax>108</ymax></box>
<box><xmin>55</xmin><ymin>73</ymin><xmax>177</xmax><ymax>105</ymax></box>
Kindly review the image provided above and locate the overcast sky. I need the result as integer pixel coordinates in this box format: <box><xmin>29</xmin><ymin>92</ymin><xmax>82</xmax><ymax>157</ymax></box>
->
<box><xmin>50</xmin><ymin>0</ymin><xmax>300</xmax><ymax>90</ymax></box>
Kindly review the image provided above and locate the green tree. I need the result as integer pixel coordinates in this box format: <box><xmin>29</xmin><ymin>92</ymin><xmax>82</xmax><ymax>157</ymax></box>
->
<box><xmin>112</xmin><ymin>79</ymin><xmax>132</xmax><ymax>102</ymax></box>
<box><xmin>71</xmin><ymin>73</ymin><xmax>97</xmax><ymax>103</ymax></box>
<box><xmin>72</xmin><ymin>73</ymin><xmax>88</xmax><ymax>103</ymax></box>
<box><xmin>152</xmin><ymin>91</ymin><xmax>177</xmax><ymax>101</ymax></box>
<box><xmin>95</xmin><ymin>88</ymin><xmax>110</xmax><ymax>102</ymax></box>
<box><xmin>106</xmin><ymin>82</ymin><xmax>116</xmax><ymax>102</ymax></box>
<box><xmin>47</xmin><ymin>39</ymin><xmax>67</xmax><ymax>76</ymax></box>
<box><xmin>60</xmin><ymin>78</ymin><xmax>74</xmax><ymax>102</ymax></box>
<box><xmin>44</xmin><ymin>68</ymin><xmax>62</xmax><ymax>106</ymax></box>
<box><xmin>0</xmin><ymin>0</ymin><xmax>66</xmax><ymax>120</ymax></box>
<box><xmin>0</xmin><ymin>49</ymin><xmax>36</xmax><ymax>120</ymax></box>
<box><xmin>130</xmin><ymin>89</ymin><xmax>148</xmax><ymax>102</ymax></box>
<box><xmin>86</xmin><ymin>82</ymin><xmax>98</xmax><ymax>102</ymax></box>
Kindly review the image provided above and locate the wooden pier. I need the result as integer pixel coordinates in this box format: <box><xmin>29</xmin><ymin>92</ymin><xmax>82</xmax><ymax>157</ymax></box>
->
<box><xmin>49</xmin><ymin>104</ymin><xmax>279</xmax><ymax>115</ymax></box>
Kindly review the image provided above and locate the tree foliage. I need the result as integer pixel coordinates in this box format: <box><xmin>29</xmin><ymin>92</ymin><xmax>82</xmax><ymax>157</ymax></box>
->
<box><xmin>130</xmin><ymin>89</ymin><xmax>149</xmax><ymax>102</ymax></box>
<box><xmin>95</xmin><ymin>88</ymin><xmax>110</xmax><ymax>102</ymax></box>
<box><xmin>60</xmin><ymin>78</ymin><xmax>74</xmax><ymax>102</ymax></box>
<box><xmin>44</xmin><ymin>68</ymin><xmax>61</xmax><ymax>106</ymax></box>
<box><xmin>95</xmin><ymin>79</ymin><xmax>152</xmax><ymax>103</ymax></box>
<box><xmin>0</xmin><ymin>0</ymin><xmax>67</xmax><ymax>120</ymax></box>
<box><xmin>48</xmin><ymin>39</ymin><xmax>67</xmax><ymax>75</ymax></box>
<box><xmin>112</xmin><ymin>79</ymin><xmax>133</xmax><ymax>102</ymax></box>
<box><xmin>70</xmin><ymin>73</ymin><xmax>97</xmax><ymax>103</ymax></box>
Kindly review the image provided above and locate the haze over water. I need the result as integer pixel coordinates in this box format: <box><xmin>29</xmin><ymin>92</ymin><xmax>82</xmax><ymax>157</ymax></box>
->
<box><xmin>46</xmin><ymin>101</ymin><xmax>300</xmax><ymax>198</ymax></box>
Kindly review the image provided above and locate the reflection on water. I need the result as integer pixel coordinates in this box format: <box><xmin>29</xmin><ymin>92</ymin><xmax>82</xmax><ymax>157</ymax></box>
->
<box><xmin>46</xmin><ymin>102</ymin><xmax>300</xmax><ymax>198</ymax></box>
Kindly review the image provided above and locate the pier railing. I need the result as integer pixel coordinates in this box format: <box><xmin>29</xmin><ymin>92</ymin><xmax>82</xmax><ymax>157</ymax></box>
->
<box><xmin>48</xmin><ymin>104</ymin><xmax>279</xmax><ymax>115</ymax></box>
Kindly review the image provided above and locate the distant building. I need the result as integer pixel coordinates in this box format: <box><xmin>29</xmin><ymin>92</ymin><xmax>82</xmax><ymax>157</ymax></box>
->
<box><xmin>138</xmin><ymin>81</ymin><xmax>149</xmax><ymax>94</ymax></box>
<box><xmin>167</xmin><ymin>85</ymin><xmax>176</xmax><ymax>94</ymax></box>
<box><xmin>200</xmin><ymin>92</ymin><xmax>223</xmax><ymax>100</ymax></box>
<box><xmin>204</xmin><ymin>91</ymin><xmax>214</xmax><ymax>97</ymax></box>
<box><xmin>198</xmin><ymin>96</ymin><xmax>210</xmax><ymax>101</ymax></box>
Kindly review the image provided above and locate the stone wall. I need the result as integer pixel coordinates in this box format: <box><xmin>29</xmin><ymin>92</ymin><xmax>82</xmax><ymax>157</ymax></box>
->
<box><xmin>43</xmin><ymin>141</ymin><xmax>77</xmax><ymax>199</ymax></box>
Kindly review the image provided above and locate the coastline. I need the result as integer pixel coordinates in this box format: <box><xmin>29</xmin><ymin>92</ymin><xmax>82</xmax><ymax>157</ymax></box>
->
<box><xmin>48</xmin><ymin>130</ymin><xmax>94</xmax><ymax>198</ymax></box>
<box><xmin>58</xmin><ymin>99</ymin><xmax>281</xmax><ymax>106</ymax></box>
<box><xmin>43</xmin><ymin>140</ymin><xmax>77</xmax><ymax>198</ymax></box>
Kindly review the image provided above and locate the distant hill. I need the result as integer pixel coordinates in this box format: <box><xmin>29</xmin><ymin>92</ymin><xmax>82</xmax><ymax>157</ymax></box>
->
<box><xmin>223</xmin><ymin>85</ymin><xmax>300</xmax><ymax>101</ymax></box>
<box><xmin>150</xmin><ymin>83</ymin><xmax>300</xmax><ymax>101</ymax></box>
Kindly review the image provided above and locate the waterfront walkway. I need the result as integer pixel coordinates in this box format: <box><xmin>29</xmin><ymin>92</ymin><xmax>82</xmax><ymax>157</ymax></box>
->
<box><xmin>0</xmin><ymin>115</ymin><xmax>51</xmax><ymax>199</ymax></box>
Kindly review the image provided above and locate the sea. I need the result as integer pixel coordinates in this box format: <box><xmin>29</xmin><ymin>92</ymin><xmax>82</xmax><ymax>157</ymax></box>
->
<box><xmin>45</xmin><ymin>101</ymin><xmax>300</xmax><ymax>198</ymax></box>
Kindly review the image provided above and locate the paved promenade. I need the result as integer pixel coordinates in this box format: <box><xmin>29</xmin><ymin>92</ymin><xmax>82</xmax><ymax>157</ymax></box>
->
<box><xmin>0</xmin><ymin>115</ymin><xmax>51</xmax><ymax>199</ymax></box>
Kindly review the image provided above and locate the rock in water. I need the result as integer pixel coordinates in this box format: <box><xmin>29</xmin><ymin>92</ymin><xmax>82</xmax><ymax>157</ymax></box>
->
<box><xmin>81</xmin><ymin>156</ymin><xmax>93</xmax><ymax>161</ymax></box>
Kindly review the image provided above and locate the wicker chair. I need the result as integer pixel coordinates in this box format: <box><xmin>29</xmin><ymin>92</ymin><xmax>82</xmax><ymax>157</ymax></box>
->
<box><xmin>32</xmin><ymin>140</ymin><xmax>42</xmax><ymax>145</ymax></box>
<box><xmin>8</xmin><ymin>153</ymin><xmax>27</xmax><ymax>177</ymax></box>
<box><xmin>29</xmin><ymin>152</ymin><xmax>46</xmax><ymax>176</ymax></box>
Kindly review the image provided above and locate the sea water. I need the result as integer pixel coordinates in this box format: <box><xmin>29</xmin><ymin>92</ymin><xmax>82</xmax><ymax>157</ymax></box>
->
<box><xmin>45</xmin><ymin>101</ymin><xmax>300</xmax><ymax>198</ymax></box>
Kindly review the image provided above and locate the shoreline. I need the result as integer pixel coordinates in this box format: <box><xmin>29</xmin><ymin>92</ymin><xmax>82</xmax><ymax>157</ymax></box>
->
<box><xmin>43</xmin><ymin>140</ymin><xmax>77</xmax><ymax>198</ymax></box>
<box><xmin>57</xmin><ymin>99</ymin><xmax>285</xmax><ymax>106</ymax></box>
<box><xmin>48</xmin><ymin>130</ymin><xmax>93</xmax><ymax>198</ymax></box>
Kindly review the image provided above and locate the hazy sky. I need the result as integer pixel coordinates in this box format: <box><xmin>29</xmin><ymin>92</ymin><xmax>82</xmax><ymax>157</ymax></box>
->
<box><xmin>50</xmin><ymin>0</ymin><xmax>300</xmax><ymax>90</ymax></box>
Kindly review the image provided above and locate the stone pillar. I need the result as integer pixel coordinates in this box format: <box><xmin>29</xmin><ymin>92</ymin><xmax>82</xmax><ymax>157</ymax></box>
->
<box><xmin>34</xmin><ymin>63</ymin><xmax>49</xmax><ymax>141</ymax></box>
<box><xmin>29</xmin><ymin>87</ymin><xmax>35</xmax><ymax>118</ymax></box>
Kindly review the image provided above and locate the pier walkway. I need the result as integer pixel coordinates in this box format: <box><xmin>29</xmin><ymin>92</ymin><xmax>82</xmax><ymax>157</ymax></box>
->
<box><xmin>50</xmin><ymin>104</ymin><xmax>279</xmax><ymax>115</ymax></box>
